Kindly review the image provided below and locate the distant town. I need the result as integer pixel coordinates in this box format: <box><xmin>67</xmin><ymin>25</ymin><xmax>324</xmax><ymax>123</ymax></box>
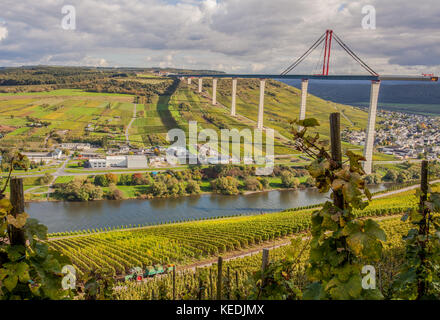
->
<box><xmin>342</xmin><ymin>109</ymin><xmax>440</xmax><ymax>160</ymax></box>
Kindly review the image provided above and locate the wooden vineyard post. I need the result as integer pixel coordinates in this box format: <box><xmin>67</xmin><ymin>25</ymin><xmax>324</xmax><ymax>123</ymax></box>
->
<box><xmin>198</xmin><ymin>278</ymin><xmax>204</xmax><ymax>300</ymax></box>
<box><xmin>173</xmin><ymin>266</ymin><xmax>176</xmax><ymax>300</ymax></box>
<box><xmin>9</xmin><ymin>178</ymin><xmax>26</xmax><ymax>246</ymax></box>
<box><xmin>226</xmin><ymin>266</ymin><xmax>231</xmax><ymax>300</ymax></box>
<box><xmin>217</xmin><ymin>256</ymin><xmax>223</xmax><ymax>300</ymax></box>
<box><xmin>330</xmin><ymin>113</ymin><xmax>344</xmax><ymax>210</ymax></box>
<box><xmin>261</xmin><ymin>248</ymin><xmax>269</xmax><ymax>287</ymax></box>
<box><xmin>418</xmin><ymin>160</ymin><xmax>429</xmax><ymax>298</ymax></box>
<box><xmin>235</xmin><ymin>271</ymin><xmax>240</xmax><ymax>300</ymax></box>
<box><xmin>209</xmin><ymin>269</ymin><xmax>213</xmax><ymax>300</ymax></box>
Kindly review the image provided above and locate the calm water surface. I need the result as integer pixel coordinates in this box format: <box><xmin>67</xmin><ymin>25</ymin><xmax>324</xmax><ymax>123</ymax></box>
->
<box><xmin>26</xmin><ymin>184</ymin><xmax>389</xmax><ymax>233</ymax></box>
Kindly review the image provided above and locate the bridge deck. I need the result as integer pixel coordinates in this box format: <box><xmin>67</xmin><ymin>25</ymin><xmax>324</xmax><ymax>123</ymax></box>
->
<box><xmin>171</xmin><ymin>74</ymin><xmax>438</xmax><ymax>82</ymax></box>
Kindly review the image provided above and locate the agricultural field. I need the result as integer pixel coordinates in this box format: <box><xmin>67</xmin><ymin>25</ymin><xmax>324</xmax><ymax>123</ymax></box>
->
<box><xmin>113</xmin><ymin>216</ymin><xmax>409</xmax><ymax>300</ymax></box>
<box><xmin>0</xmin><ymin>89</ymin><xmax>135</xmax><ymax>149</ymax></box>
<box><xmin>47</xmin><ymin>184</ymin><xmax>429</xmax><ymax>279</ymax></box>
<box><xmin>0</xmin><ymin>77</ymin><xmax>395</xmax><ymax>162</ymax></box>
<box><xmin>127</xmin><ymin>95</ymin><xmax>177</xmax><ymax>148</ymax></box>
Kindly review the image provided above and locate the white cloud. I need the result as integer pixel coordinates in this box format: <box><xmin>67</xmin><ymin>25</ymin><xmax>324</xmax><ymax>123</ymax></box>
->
<box><xmin>0</xmin><ymin>0</ymin><xmax>438</xmax><ymax>74</ymax></box>
<box><xmin>0</xmin><ymin>25</ymin><xmax>8</xmax><ymax>41</ymax></box>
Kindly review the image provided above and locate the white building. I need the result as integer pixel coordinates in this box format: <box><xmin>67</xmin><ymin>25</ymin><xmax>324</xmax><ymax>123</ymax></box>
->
<box><xmin>127</xmin><ymin>155</ymin><xmax>149</xmax><ymax>169</ymax></box>
<box><xmin>86</xmin><ymin>155</ymin><xmax>148</xmax><ymax>169</ymax></box>
<box><xmin>88</xmin><ymin>159</ymin><xmax>107</xmax><ymax>168</ymax></box>
<box><xmin>106</xmin><ymin>156</ymin><xmax>127</xmax><ymax>167</ymax></box>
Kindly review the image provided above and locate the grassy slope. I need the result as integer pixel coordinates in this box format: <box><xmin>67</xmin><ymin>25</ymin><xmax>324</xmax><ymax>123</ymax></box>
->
<box><xmin>0</xmin><ymin>82</ymin><xmax>396</xmax><ymax>160</ymax></box>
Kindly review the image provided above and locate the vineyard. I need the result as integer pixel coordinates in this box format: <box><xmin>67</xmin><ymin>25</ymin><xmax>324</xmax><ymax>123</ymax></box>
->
<box><xmin>113</xmin><ymin>216</ymin><xmax>410</xmax><ymax>300</ymax></box>
<box><xmin>47</xmin><ymin>185</ymin><xmax>435</xmax><ymax>280</ymax></box>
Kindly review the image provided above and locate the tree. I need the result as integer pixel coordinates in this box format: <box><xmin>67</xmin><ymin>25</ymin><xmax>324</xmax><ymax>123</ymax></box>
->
<box><xmin>83</xmin><ymin>183</ymin><xmax>103</xmax><ymax>200</ymax></box>
<box><xmin>118</xmin><ymin>174</ymin><xmax>131</xmax><ymax>186</ymax></box>
<box><xmin>280</xmin><ymin>171</ymin><xmax>299</xmax><ymax>189</ymax></box>
<box><xmin>131</xmin><ymin>173</ymin><xmax>148</xmax><ymax>185</ymax></box>
<box><xmin>364</xmin><ymin>173</ymin><xmax>381</xmax><ymax>185</ymax></box>
<box><xmin>259</xmin><ymin>177</ymin><xmax>270</xmax><ymax>189</ymax></box>
<box><xmin>94</xmin><ymin>175</ymin><xmax>108</xmax><ymax>187</ymax></box>
<box><xmin>105</xmin><ymin>173</ymin><xmax>118</xmax><ymax>185</ymax></box>
<box><xmin>186</xmin><ymin>180</ymin><xmax>201</xmax><ymax>195</ymax></box>
<box><xmin>383</xmin><ymin>169</ymin><xmax>398</xmax><ymax>182</ymax></box>
<box><xmin>151</xmin><ymin>181</ymin><xmax>167</xmax><ymax>196</ymax></box>
<box><xmin>38</xmin><ymin>172</ymin><xmax>53</xmax><ymax>185</ymax></box>
<box><xmin>212</xmin><ymin>176</ymin><xmax>240</xmax><ymax>195</ymax></box>
<box><xmin>244</xmin><ymin>177</ymin><xmax>263</xmax><ymax>191</ymax></box>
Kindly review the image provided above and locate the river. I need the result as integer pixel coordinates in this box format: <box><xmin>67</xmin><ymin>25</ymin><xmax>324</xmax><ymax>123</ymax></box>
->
<box><xmin>26</xmin><ymin>184</ymin><xmax>392</xmax><ymax>233</ymax></box>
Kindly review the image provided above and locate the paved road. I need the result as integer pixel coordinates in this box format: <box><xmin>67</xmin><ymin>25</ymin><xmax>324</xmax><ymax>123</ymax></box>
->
<box><xmin>125</xmin><ymin>103</ymin><xmax>137</xmax><ymax>146</ymax></box>
<box><xmin>371</xmin><ymin>179</ymin><xmax>440</xmax><ymax>199</ymax></box>
<box><xmin>24</xmin><ymin>158</ymin><xmax>70</xmax><ymax>194</ymax></box>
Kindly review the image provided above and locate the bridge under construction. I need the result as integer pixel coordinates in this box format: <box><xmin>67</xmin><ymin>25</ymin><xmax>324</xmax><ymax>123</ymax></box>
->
<box><xmin>170</xmin><ymin>30</ymin><xmax>438</xmax><ymax>174</ymax></box>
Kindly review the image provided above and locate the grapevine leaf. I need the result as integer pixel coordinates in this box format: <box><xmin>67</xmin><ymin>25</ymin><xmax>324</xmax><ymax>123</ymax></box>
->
<box><xmin>7</xmin><ymin>212</ymin><xmax>29</xmax><ymax>229</ymax></box>
<box><xmin>299</xmin><ymin>118</ymin><xmax>320</xmax><ymax>128</ymax></box>
<box><xmin>303</xmin><ymin>282</ymin><xmax>326</xmax><ymax>300</ymax></box>
<box><xmin>3</xmin><ymin>274</ymin><xmax>18</xmax><ymax>292</ymax></box>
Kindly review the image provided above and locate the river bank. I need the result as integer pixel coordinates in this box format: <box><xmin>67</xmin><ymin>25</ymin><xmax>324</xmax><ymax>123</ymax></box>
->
<box><xmin>26</xmin><ymin>184</ymin><xmax>394</xmax><ymax>233</ymax></box>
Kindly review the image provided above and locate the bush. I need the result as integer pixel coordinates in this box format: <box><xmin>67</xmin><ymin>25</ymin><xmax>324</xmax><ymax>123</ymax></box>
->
<box><xmin>118</xmin><ymin>174</ymin><xmax>132</xmax><ymax>186</ymax></box>
<box><xmin>382</xmin><ymin>169</ymin><xmax>398</xmax><ymax>182</ymax></box>
<box><xmin>213</xmin><ymin>176</ymin><xmax>240</xmax><ymax>195</ymax></box>
<box><xmin>94</xmin><ymin>174</ymin><xmax>109</xmax><ymax>187</ymax></box>
<box><xmin>280</xmin><ymin>170</ymin><xmax>299</xmax><ymax>189</ymax></box>
<box><xmin>38</xmin><ymin>172</ymin><xmax>53</xmax><ymax>185</ymax></box>
<box><xmin>107</xmin><ymin>186</ymin><xmax>125</xmax><ymax>200</ymax></box>
<box><xmin>244</xmin><ymin>177</ymin><xmax>263</xmax><ymax>191</ymax></box>
<box><xmin>55</xmin><ymin>180</ymin><xmax>103</xmax><ymax>201</ymax></box>
<box><xmin>259</xmin><ymin>177</ymin><xmax>270</xmax><ymax>189</ymax></box>
<box><xmin>365</xmin><ymin>173</ymin><xmax>381</xmax><ymax>184</ymax></box>
<box><xmin>106</xmin><ymin>173</ymin><xmax>118</xmax><ymax>185</ymax></box>
<box><xmin>186</xmin><ymin>180</ymin><xmax>201</xmax><ymax>194</ymax></box>
<box><xmin>151</xmin><ymin>181</ymin><xmax>167</xmax><ymax>196</ymax></box>
<box><xmin>131</xmin><ymin>173</ymin><xmax>148</xmax><ymax>185</ymax></box>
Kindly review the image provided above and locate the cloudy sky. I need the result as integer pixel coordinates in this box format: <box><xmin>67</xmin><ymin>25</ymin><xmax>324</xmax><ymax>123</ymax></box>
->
<box><xmin>0</xmin><ymin>0</ymin><xmax>439</xmax><ymax>75</ymax></box>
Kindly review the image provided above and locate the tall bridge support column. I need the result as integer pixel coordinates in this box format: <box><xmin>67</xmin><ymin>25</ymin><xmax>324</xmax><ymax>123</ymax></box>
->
<box><xmin>212</xmin><ymin>78</ymin><xmax>217</xmax><ymax>105</ymax></box>
<box><xmin>187</xmin><ymin>77</ymin><xmax>192</xmax><ymax>85</ymax></box>
<box><xmin>257</xmin><ymin>79</ymin><xmax>265</xmax><ymax>129</ymax></box>
<box><xmin>299</xmin><ymin>79</ymin><xmax>309</xmax><ymax>130</ymax></box>
<box><xmin>231</xmin><ymin>78</ymin><xmax>237</xmax><ymax>116</ymax></box>
<box><xmin>363</xmin><ymin>80</ymin><xmax>381</xmax><ymax>175</ymax></box>
<box><xmin>198</xmin><ymin>78</ymin><xmax>203</xmax><ymax>93</ymax></box>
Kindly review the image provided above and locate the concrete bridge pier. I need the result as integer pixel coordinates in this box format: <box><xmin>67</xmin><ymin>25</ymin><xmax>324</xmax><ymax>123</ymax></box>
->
<box><xmin>363</xmin><ymin>80</ymin><xmax>381</xmax><ymax>175</ymax></box>
<box><xmin>212</xmin><ymin>78</ymin><xmax>217</xmax><ymax>105</ymax></box>
<box><xmin>231</xmin><ymin>78</ymin><xmax>237</xmax><ymax>116</ymax></box>
<box><xmin>299</xmin><ymin>79</ymin><xmax>309</xmax><ymax>130</ymax></box>
<box><xmin>198</xmin><ymin>78</ymin><xmax>203</xmax><ymax>93</ymax></box>
<box><xmin>257</xmin><ymin>79</ymin><xmax>266</xmax><ymax>129</ymax></box>
<box><xmin>187</xmin><ymin>77</ymin><xmax>192</xmax><ymax>85</ymax></box>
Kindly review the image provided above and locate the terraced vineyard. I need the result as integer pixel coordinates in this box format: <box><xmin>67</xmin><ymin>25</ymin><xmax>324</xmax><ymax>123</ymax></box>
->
<box><xmin>113</xmin><ymin>216</ymin><xmax>411</xmax><ymax>300</ymax></box>
<box><xmin>48</xmin><ymin>185</ymin><xmax>433</xmax><ymax>279</ymax></box>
